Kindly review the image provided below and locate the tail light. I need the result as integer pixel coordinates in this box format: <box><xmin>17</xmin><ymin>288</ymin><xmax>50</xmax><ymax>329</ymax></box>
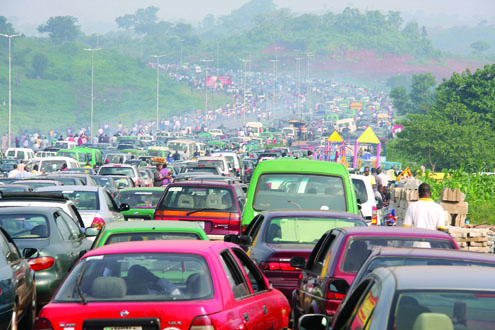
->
<box><xmin>371</xmin><ymin>206</ymin><xmax>378</xmax><ymax>225</ymax></box>
<box><xmin>260</xmin><ymin>253</ymin><xmax>299</xmax><ymax>271</ymax></box>
<box><xmin>135</xmin><ymin>180</ymin><xmax>141</xmax><ymax>187</ymax></box>
<box><xmin>154</xmin><ymin>210</ymin><xmax>165</xmax><ymax>219</ymax></box>
<box><xmin>190</xmin><ymin>315</ymin><xmax>215</xmax><ymax>330</ymax></box>
<box><xmin>28</xmin><ymin>257</ymin><xmax>55</xmax><ymax>271</ymax></box>
<box><xmin>91</xmin><ymin>217</ymin><xmax>105</xmax><ymax>229</ymax></box>
<box><xmin>229</xmin><ymin>213</ymin><xmax>241</xmax><ymax>234</ymax></box>
<box><xmin>33</xmin><ymin>318</ymin><xmax>54</xmax><ymax>330</ymax></box>
<box><xmin>325</xmin><ymin>278</ymin><xmax>349</xmax><ymax>315</ymax></box>
<box><xmin>241</xmin><ymin>225</ymin><xmax>248</xmax><ymax>234</ymax></box>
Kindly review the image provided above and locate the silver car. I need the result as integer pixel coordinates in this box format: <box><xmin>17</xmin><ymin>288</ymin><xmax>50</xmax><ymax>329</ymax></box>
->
<box><xmin>35</xmin><ymin>185</ymin><xmax>129</xmax><ymax>228</ymax></box>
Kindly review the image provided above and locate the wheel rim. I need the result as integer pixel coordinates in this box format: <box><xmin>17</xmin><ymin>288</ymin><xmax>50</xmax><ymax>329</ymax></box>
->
<box><xmin>11</xmin><ymin>300</ymin><xmax>17</xmax><ymax>330</ymax></box>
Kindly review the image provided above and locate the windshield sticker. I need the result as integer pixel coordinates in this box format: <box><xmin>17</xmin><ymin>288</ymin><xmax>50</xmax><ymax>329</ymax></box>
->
<box><xmin>86</xmin><ymin>256</ymin><xmax>104</xmax><ymax>261</ymax></box>
<box><xmin>169</xmin><ymin>187</ymin><xmax>182</xmax><ymax>192</ymax></box>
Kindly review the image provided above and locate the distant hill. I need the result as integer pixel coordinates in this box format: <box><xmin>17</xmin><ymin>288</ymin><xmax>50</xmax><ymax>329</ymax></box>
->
<box><xmin>0</xmin><ymin>38</ymin><xmax>228</xmax><ymax>134</ymax></box>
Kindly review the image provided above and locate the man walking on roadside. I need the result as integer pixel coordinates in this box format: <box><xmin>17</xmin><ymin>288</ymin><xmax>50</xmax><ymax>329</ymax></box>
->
<box><xmin>403</xmin><ymin>183</ymin><xmax>446</xmax><ymax>231</ymax></box>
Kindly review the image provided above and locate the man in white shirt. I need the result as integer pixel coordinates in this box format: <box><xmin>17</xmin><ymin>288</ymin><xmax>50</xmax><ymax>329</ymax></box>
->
<box><xmin>403</xmin><ymin>183</ymin><xmax>446</xmax><ymax>231</ymax></box>
<box><xmin>376</xmin><ymin>166</ymin><xmax>389</xmax><ymax>187</ymax></box>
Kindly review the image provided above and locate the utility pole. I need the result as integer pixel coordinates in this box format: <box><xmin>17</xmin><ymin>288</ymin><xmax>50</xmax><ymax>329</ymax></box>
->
<box><xmin>240</xmin><ymin>59</ymin><xmax>252</xmax><ymax>127</ymax></box>
<box><xmin>151</xmin><ymin>55</ymin><xmax>166</xmax><ymax>134</ymax></box>
<box><xmin>84</xmin><ymin>48</ymin><xmax>101</xmax><ymax>144</ymax></box>
<box><xmin>306</xmin><ymin>53</ymin><xmax>314</xmax><ymax>120</ymax></box>
<box><xmin>200</xmin><ymin>59</ymin><xmax>213</xmax><ymax>128</ymax></box>
<box><xmin>0</xmin><ymin>33</ymin><xmax>21</xmax><ymax>148</ymax></box>
<box><xmin>295</xmin><ymin>57</ymin><xmax>304</xmax><ymax>119</ymax></box>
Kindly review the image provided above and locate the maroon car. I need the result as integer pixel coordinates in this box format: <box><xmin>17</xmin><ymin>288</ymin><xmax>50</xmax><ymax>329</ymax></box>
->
<box><xmin>226</xmin><ymin>210</ymin><xmax>366</xmax><ymax>303</ymax></box>
<box><xmin>154</xmin><ymin>181</ymin><xmax>245</xmax><ymax>239</ymax></box>
<box><xmin>290</xmin><ymin>226</ymin><xmax>459</xmax><ymax>327</ymax></box>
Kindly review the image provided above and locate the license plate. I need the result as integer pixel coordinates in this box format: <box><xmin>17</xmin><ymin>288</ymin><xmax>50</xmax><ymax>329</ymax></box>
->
<box><xmin>104</xmin><ymin>327</ymin><xmax>142</xmax><ymax>330</ymax></box>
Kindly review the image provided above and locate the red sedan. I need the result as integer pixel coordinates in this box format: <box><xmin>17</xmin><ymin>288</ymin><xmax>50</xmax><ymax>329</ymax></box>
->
<box><xmin>34</xmin><ymin>240</ymin><xmax>290</xmax><ymax>330</ymax></box>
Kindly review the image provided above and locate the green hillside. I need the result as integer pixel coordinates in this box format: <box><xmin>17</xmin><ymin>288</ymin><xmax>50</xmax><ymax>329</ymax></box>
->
<box><xmin>0</xmin><ymin>37</ymin><xmax>230</xmax><ymax>134</ymax></box>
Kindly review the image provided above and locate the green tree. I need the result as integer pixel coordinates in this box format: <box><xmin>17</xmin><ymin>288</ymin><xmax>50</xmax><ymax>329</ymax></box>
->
<box><xmin>470</xmin><ymin>40</ymin><xmax>490</xmax><ymax>53</ymax></box>
<box><xmin>115</xmin><ymin>6</ymin><xmax>160</xmax><ymax>35</ymax></box>
<box><xmin>409</xmin><ymin>73</ymin><xmax>436</xmax><ymax>114</ymax></box>
<box><xmin>390</xmin><ymin>86</ymin><xmax>410</xmax><ymax>115</ymax></box>
<box><xmin>38</xmin><ymin>16</ymin><xmax>80</xmax><ymax>44</ymax></box>
<box><xmin>31</xmin><ymin>53</ymin><xmax>48</xmax><ymax>79</ymax></box>
<box><xmin>0</xmin><ymin>16</ymin><xmax>15</xmax><ymax>34</ymax></box>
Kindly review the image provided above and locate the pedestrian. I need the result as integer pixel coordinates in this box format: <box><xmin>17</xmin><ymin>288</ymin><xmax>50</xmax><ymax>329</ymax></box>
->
<box><xmin>60</xmin><ymin>163</ymin><xmax>68</xmax><ymax>171</ymax></box>
<box><xmin>376</xmin><ymin>167</ymin><xmax>388</xmax><ymax>187</ymax></box>
<box><xmin>403</xmin><ymin>183</ymin><xmax>446</xmax><ymax>231</ymax></box>
<box><xmin>8</xmin><ymin>164</ymin><xmax>19</xmax><ymax>178</ymax></box>
<box><xmin>160</xmin><ymin>163</ymin><xmax>173</xmax><ymax>186</ymax></box>
<box><xmin>363</xmin><ymin>166</ymin><xmax>376</xmax><ymax>186</ymax></box>
<box><xmin>153</xmin><ymin>164</ymin><xmax>165</xmax><ymax>187</ymax></box>
<box><xmin>172</xmin><ymin>150</ymin><xmax>180</xmax><ymax>161</ymax></box>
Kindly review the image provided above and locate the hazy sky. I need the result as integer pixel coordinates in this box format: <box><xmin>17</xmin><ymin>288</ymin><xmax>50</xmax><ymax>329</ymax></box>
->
<box><xmin>4</xmin><ymin>0</ymin><xmax>495</xmax><ymax>34</ymax></box>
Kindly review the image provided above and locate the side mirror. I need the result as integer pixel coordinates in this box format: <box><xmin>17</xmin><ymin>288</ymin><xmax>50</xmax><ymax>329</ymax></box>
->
<box><xmin>290</xmin><ymin>256</ymin><xmax>306</xmax><ymax>269</ymax></box>
<box><xmin>119</xmin><ymin>203</ymin><xmax>130</xmax><ymax>212</ymax></box>
<box><xmin>224</xmin><ymin>234</ymin><xmax>240</xmax><ymax>244</ymax></box>
<box><xmin>239</xmin><ymin>235</ymin><xmax>252</xmax><ymax>246</ymax></box>
<box><xmin>85</xmin><ymin>227</ymin><xmax>99</xmax><ymax>237</ymax></box>
<box><xmin>299</xmin><ymin>314</ymin><xmax>331</xmax><ymax>330</ymax></box>
<box><xmin>23</xmin><ymin>248</ymin><xmax>39</xmax><ymax>259</ymax></box>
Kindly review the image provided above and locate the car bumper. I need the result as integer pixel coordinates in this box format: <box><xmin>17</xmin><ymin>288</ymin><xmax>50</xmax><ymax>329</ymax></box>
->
<box><xmin>269</xmin><ymin>278</ymin><xmax>299</xmax><ymax>302</ymax></box>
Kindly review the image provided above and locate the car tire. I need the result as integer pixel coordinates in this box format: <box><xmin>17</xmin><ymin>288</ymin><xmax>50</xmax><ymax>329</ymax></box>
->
<box><xmin>19</xmin><ymin>282</ymin><xmax>36</xmax><ymax>329</ymax></box>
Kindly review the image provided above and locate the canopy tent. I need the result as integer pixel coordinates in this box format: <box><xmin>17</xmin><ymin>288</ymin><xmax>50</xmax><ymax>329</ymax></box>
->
<box><xmin>317</xmin><ymin>131</ymin><xmax>346</xmax><ymax>163</ymax></box>
<box><xmin>353</xmin><ymin>127</ymin><xmax>381</xmax><ymax>168</ymax></box>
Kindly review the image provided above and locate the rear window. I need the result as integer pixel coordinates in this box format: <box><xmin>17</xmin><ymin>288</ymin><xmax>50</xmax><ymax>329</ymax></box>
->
<box><xmin>352</xmin><ymin>178</ymin><xmax>368</xmax><ymax>203</ymax></box>
<box><xmin>61</xmin><ymin>191</ymin><xmax>100</xmax><ymax>210</ymax></box>
<box><xmin>40</xmin><ymin>160</ymin><xmax>65</xmax><ymax>172</ymax></box>
<box><xmin>115</xmin><ymin>190</ymin><xmax>163</xmax><ymax>209</ymax></box>
<box><xmin>197</xmin><ymin>160</ymin><xmax>225</xmax><ymax>171</ymax></box>
<box><xmin>159</xmin><ymin>186</ymin><xmax>236</xmax><ymax>212</ymax></box>
<box><xmin>253</xmin><ymin>173</ymin><xmax>346</xmax><ymax>212</ymax></box>
<box><xmin>341</xmin><ymin>237</ymin><xmax>457</xmax><ymax>274</ymax></box>
<box><xmin>54</xmin><ymin>253</ymin><xmax>213</xmax><ymax>302</ymax></box>
<box><xmin>0</xmin><ymin>214</ymin><xmax>49</xmax><ymax>238</ymax></box>
<box><xmin>100</xmin><ymin>167</ymin><xmax>135</xmax><ymax>177</ymax></box>
<box><xmin>105</xmin><ymin>232</ymin><xmax>201</xmax><ymax>244</ymax></box>
<box><xmin>265</xmin><ymin>217</ymin><xmax>364</xmax><ymax>244</ymax></box>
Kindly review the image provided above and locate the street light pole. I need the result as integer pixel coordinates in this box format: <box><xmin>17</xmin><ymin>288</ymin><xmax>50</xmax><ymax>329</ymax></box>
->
<box><xmin>0</xmin><ymin>33</ymin><xmax>21</xmax><ymax>148</ymax></box>
<box><xmin>295</xmin><ymin>57</ymin><xmax>304</xmax><ymax>119</ymax></box>
<box><xmin>84</xmin><ymin>48</ymin><xmax>101</xmax><ymax>144</ymax></box>
<box><xmin>151</xmin><ymin>55</ymin><xmax>166</xmax><ymax>134</ymax></box>
<box><xmin>200</xmin><ymin>59</ymin><xmax>213</xmax><ymax>128</ymax></box>
<box><xmin>240</xmin><ymin>59</ymin><xmax>252</xmax><ymax>127</ymax></box>
<box><xmin>306</xmin><ymin>53</ymin><xmax>314</xmax><ymax>120</ymax></box>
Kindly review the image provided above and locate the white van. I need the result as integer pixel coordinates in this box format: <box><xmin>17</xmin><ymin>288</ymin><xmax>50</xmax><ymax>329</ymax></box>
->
<box><xmin>36</xmin><ymin>156</ymin><xmax>80</xmax><ymax>173</ymax></box>
<box><xmin>336</xmin><ymin>118</ymin><xmax>357</xmax><ymax>133</ymax></box>
<box><xmin>351</xmin><ymin>174</ymin><xmax>379</xmax><ymax>225</ymax></box>
<box><xmin>211</xmin><ymin>151</ymin><xmax>243</xmax><ymax>178</ymax></box>
<box><xmin>6</xmin><ymin>148</ymin><xmax>35</xmax><ymax>162</ymax></box>
<box><xmin>53</xmin><ymin>140</ymin><xmax>77</xmax><ymax>150</ymax></box>
<box><xmin>282</xmin><ymin>127</ymin><xmax>296</xmax><ymax>137</ymax></box>
<box><xmin>167</xmin><ymin>139</ymin><xmax>196</xmax><ymax>159</ymax></box>
<box><xmin>197</xmin><ymin>156</ymin><xmax>231</xmax><ymax>177</ymax></box>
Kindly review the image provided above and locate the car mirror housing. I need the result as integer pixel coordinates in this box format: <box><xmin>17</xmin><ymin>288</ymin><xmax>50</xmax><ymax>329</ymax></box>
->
<box><xmin>299</xmin><ymin>314</ymin><xmax>331</xmax><ymax>330</ymax></box>
<box><xmin>239</xmin><ymin>235</ymin><xmax>252</xmax><ymax>246</ymax></box>
<box><xmin>224</xmin><ymin>234</ymin><xmax>240</xmax><ymax>244</ymax></box>
<box><xmin>290</xmin><ymin>256</ymin><xmax>306</xmax><ymax>269</ymax></box>
<box><xmin>23</xmin><ymin>248</ymin><xmax>39</xmax><ymax>259</ymax></box>
<box><xmin>119</xmin><ymin>203</ymin><xmax>130</xmax><ymax>211</ymax></box>
<box><xmin>85</xmin><ymin>227</ymin><xmax>99</xmax><ymax>237</ymax></box>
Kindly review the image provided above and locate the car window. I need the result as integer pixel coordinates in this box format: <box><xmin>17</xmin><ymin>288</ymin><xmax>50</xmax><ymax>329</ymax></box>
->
<box><xmin>159</xmin><ymin>186</ymin><xmax>236</xmax><ymax>212</ymax></box>
<box><xmin>352</xmin><ymin>178</ymin><xmax>368</xmax><ymax>204</ymax></box>
<box><xmin>313</xmin><ymin>233</ymin><xmax>337</xmax><ymax>274</ymax></box>
<box><xmin>115</xmin><ymin>190</ymin><xmax>163</xmax><ymax>209</ymax></box>
<box><xmin>104</xmin><ymin>192</ymin><xmax>117</xmax><ymax>211</ymax></box>
<box><xmin>54</xmin><ymin>212</ymin><xmax>73</xmax><ymax>240</ymax></box>
<box><xmin>305</xmin><ymin>232</ymin><xmax>328</xmax><ymax>270</ymax></box>
<box><xmin>232</xmin><ymin>247</ymin><xmax>267</xmax><ymax>294</ymax></box>
<box><xmin>60</xmin><ymin>211</ymin><xmax>84</xmax><ymax>239</ymax></box>
<box><xmin>105</xmin><ymin>232</ymin><xmax>201</xmax><ymax>245</ymax></box>
<box><xmin>346</xmin><ymin>280</ymin><xmax>380</xmax><ymax>329</ymax></box>
<box><xmin>220</xmin><ymin>250</ymin><xmax>251</xmax><ymax>299</ymax></box>
<box><xmin>245</xmin><ymin>215</ymin><xmax>263</xmax><ymax>238</ymax></box>
<box><xmin>0</xmin><ymin>214</ymin><xmax>49</xmax><ymax>239</ymax></box>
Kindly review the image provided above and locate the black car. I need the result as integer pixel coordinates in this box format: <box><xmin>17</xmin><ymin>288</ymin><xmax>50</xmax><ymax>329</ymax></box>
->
<box><xmin>0</xmin><ymin>226</ymin><xmax>36</xmax><ymax>330</ymax></box>
<box><xmin>0</xmin><ymin>207</ymin><xmax>94</xmax><ymax>306</ymax></box>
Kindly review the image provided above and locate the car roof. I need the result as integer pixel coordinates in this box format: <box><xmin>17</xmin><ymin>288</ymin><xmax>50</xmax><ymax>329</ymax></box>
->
<box><xmin>254</xmin><ymin>158</ymin><xmax>349</xmax><ymax>175</ymax></box>
<box><xmin>168</xmin><ymin>180</ymin><xmax>234</xmax><ymax>187</ymax></box>
<box><xmin>118</xmin><ymin>187</ymin><xmax>166</xmax><ymax>192</ymax></box>
<box><xmin>102</xmin><ymin>220</ymin><xmax>204</xmax><ymax>231</ymax></box>
<box><xmin>260</xmin><ymin>210</ymin><xmax>364</xmax><ymax>220</ymax></box>
<box><xmin>375</xmin><ymin>265</ymin><xmax>495</xmax><ymax>291</ymax></box>
<box><xmin>36</xmin><ymin>185</ymin><xmax>101</xmax><ymax>192</ymax></box>
<box><xmin>369</xmin><ymin>247</ymin><xmax>495</xmax><ymax>262</ymax></box>
<box><xmin>0</xmin><ymin>206</ymin><xmax>60</xmax><ymax>214</ymax></box>
<box><xmin>87</xmin><ymin>240</ymin><xmax>233</xmax><ymax>256</ymax></box>
<box><xmin>332</xmin><ymin>226</ymin><xmax>453</xmax><ymax>238</ymax></box>
<box><xmin>0</xmin><ymin>191</ymin><xmax>69</xmax><ymax>201</ymax></box>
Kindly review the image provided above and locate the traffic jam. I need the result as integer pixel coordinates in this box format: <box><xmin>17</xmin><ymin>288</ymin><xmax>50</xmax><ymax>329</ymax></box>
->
<box><xmin>1</xmin><ymin>110</ymin><xmax>495</xmax><ymax>330</ymax></box>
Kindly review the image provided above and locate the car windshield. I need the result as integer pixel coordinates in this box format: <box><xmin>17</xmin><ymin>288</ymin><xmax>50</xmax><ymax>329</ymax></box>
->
<box><xmin>100</xmin><ymin>167</ymin><xmax>135</xmax><ymax>177</ymax></box>
<box><xmin>0</xmin><ymin>214</ymin><xmax>48</xmax><ymax>238</ymax></box>
<box><xmin>94</xmin><ymin>177</ymin><xmax>112</xmax><ymax>188</ymax></box>
<box><xmin>105</xmin><ymin>232</ymin><xmax>202</xmax><ymax>244</ymax></box>
<box><xmin>197</xmin><ymin>159</ymin><xmax>225</xmax><ymax>170</ymax></box>
<box><xmin>41</xmin><ymin>160</ymin><xmax>66</xmax><ymax>172</ymax></box>
<box><xmin>60</xmin><ymin>191</ymin><xmax>100</xmax><ymax>210</ymax></box>
<box><xmin>253</xmin><ymin>173</ymin><xmax>346</xmax><ymax>211</ymax></box>
<box><xmin>341</xmin><ymin>237</ymin><xmax>457</xmax><ymax>273</ymax></box>
<box><xmin>159</xmin><ymin>186</ymin><xmax>236</xmax><ymax>211</ymax></box>
<box><xmin>186</xmin><ymin>167</ymin><xmax>218</xmax><ymax>174</ymax></box>
<box><xmin>265</xmin><ymin>217</ymin><xmax>364</xmax><ymax>244</ymax></box>
<box><xmin>115</xmin><ymin>190</ymin><xmax>163</xmax><ymax>208</ymax></box>
<box><xmin>54</xmin><ymin>253</ymin><xmax>213</xmax><ymax>302</ymax></box>
<box><xmin>393</xmin><ymin>290</ymin><xmax>495</xmax><ymax>330</ymax></box>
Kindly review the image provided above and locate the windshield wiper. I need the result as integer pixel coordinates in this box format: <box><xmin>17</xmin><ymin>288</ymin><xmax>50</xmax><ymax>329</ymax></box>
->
<box><xmin>186</xmin><ymin>208</ymin><xmax>221</xmax><ymax>216</ymax></box>
<box><xmin>75</xmin><ymin>260</ymin><xmax>89</xmax><ymax>305</ymax></box>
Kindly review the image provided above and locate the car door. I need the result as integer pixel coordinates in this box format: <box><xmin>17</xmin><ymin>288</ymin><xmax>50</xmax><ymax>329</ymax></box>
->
<box><xmin>103</xmin><ymin>190</ymin><xmax>125</xmax><ymax>222</ymax></box>
<box><xmin>219</xmin><ymin>250</ymin><xmax>265</xmax><ymax>330</ymax></box>
<box><xmin>231</xmin><ymin>247</ymin><xmax>288</xmax><ymax>330</ymax></box>
<box><xmin>53</xmin><ymin>211</ymin><xmax>87</xmax><ymax>271</ymax></box>
<box><xmin>59</xmin><ymin>211</ymin><xmax>90</xmax><ymax>258</ymax></box>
